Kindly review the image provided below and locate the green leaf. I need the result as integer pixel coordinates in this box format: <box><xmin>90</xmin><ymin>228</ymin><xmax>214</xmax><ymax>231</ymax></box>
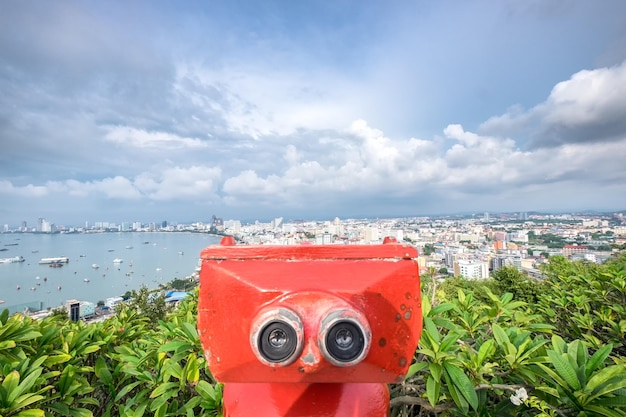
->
<box><xmin>429</xmin><ymin>362</ymin><xmax>443</xmax><ymax>383</ymax></box>
<box><xmin>181</xmin><ymin>322</ymin><xmax>199</xmax><ymax>340</ymax></box>
<box><xmin>150</xmin><ymin>382</ymin><xmax>178</xmax><ymax>399</ymax></box>
<box><xmin>10</xmin><ymin>394</ymin><xmax>45</xmax><ymax>412</ymax></box>
<box><xmin>9</xmin><ymin>368</ymin><xmax>43</xmax><ymax>404</ymax></box>
<box><xmin>184</xmin><ymin>355</ymin><xmax>200</xmax><ymax>384</ymax></box>
<box><xmin>477</xmin><ymin>340</ymin><xmax>495</xmax><ymax>365</ymax></box>
<box><xmin>588</xmin><ymin>376</ymin><xmax>626</xmax><ymax>401</ymax></box>
<box><xmin>3</xmin><ymin>370</ymin><xmax>19</xmax><ymax>395</ymax></box>
<box><xmin>582</xmin><ymin>405</ymin><xmax>626</xmax><ymax>417</ymax></box>
<box><xmin>491</xmin><ymin>323</ymin><xmax>509</xmax><ymax>348</ymax></box>
<box><xmin>132</xmin><ymin>402</ymin><xmax>147</xmax><ymax>417</ymax></box>
<box><xmin>158</xmin><ymin>341</ymin><xmax>192</xmax><ymax>353</ymax></box>
<box><xmin>430</xmin><ymin>302</ymin><xmax>455</xmax><ymax>316</ymax></box>
<box><xmin>423</xmin><ymin>317</ymin><xmax>440</xmax><ymax>345</ymax></box>
<box><xmin>551</xmin><ymin>335</ymin><xmax>567</xmax><ymax>354</ymax></box>
<box><xmin>0</xmin><ymin>339</ymin><xmax>17</xmax><ymax>350</ymax></box>
<box><xmin>422</xmin><ymin>296</ymin><xmax>432</xmax><ymax>317</ymax></box>
<box><xmin>586</xmin><ymin>344</ymin><xmax>613</xmax><ymax>376</ymax></box>
<box><xmin>196</xmin><ymin>380</ymin><xmax>216</xmax><ymax>401</ymax></box>
<box><xmin>69</xmin><ymin>407</ymin><xmax>94</xmax><ymax>417</ymax></box>
<box><xmin>58</xmin><ymin>365</ymin><xmax>76</xmax><ymax>397</ymax></box>
<box><xmin>405</xmin><ymin>361</ymin><xmax>428</xmax><ymax>380</ymax></box>
<box><xmin>14</xmin><ymin>410</ymin><xmax>45</xmax><ymax>417</ymax></box>
<box><xmin>426</xmin><ymin>375</ymin><xmax>440</xmax><ymax>407</ymax></box>
<box><xmin>587</xmin><ymin>364</ymin><xmax>626</xmax><ymax>394</ymax></box>
<box><xmin>115</xmin><ymin>381</ymin><xmax>144</xmax><ymax>402</ymax></box>
<box><xmin>95</xmin><ymin>357</ymin><xmax>113</xmax><ymax>386</ymax></box>
<box><xmin>81</xmin><ymin>345</ymin><xmax>101</xmax><ymax>355</ymax></box>
<box><xmin>591</xmin><ymin>395</ymin><xmax>626</xmax><ymax>407</ymax></box>
<box><xmin>44</xmin><ymin>354</ymin><xmax>73</xmax><ymax>367</ymax></box>
<box><xmin>47</xmin><ymin>402</ymin><xmax>70</xmax><ymax>415</ymax></box>
<box><xmin>547</xmin><ymin>350</ymin><xmax>581</xmax><ymax>390</ymax></box>
<box><xmin>443</xmin><ymin>362</ymin><xmax>478</xmax><ymax>410</ymax></box>
<box><xmin>443</xmin><ymin>371</ymin><xmax>469</xmax><ymax>414</ymax></box>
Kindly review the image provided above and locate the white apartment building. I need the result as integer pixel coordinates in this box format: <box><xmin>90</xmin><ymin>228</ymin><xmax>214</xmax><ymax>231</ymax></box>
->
<box><xmin>455</xmin><ymin>260</ymin><xmax>489</xmax><ymax>280</ymax></box>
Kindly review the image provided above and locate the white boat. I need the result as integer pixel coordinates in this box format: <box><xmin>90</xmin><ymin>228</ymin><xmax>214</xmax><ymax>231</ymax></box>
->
<box><xmin>0</xmin><ymin>255</ymin><xmax>25</xmax><ymax>263</ymax></box>
<box><xmin>113</xmin><ymin>258</ymin><xmax>123</xmax><ymax>263</ymax></box>
<box><xmin>92</xmin><ymin>264</ymin><xmax>100</xmax><ymax>269</ymax></box>
<box><xmin>39</xmin><ymin>257</ymin><xmax>69</xmax><ymax>264</ymax></box>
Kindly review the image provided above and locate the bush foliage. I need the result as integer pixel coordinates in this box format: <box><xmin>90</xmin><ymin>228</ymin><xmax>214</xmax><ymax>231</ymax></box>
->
<box><xmin>1</xmin><ymin>253</ymin><xmax>625</xmax><ymax>416</ymax></box>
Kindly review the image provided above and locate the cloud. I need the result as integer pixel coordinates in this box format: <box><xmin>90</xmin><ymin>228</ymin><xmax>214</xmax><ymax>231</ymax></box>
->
<box><xmin>481</xmin><ymin>60</ymin><xmax>626</xmax><ymax>148</ymax></box>
<box><xmin>135</xmin><ymin>166</ymin><xmax>222</xmax><ymax>200</ymax></box>
<box><xmin>105</xmin><ymin>126</ymin><xmax>209</xmax><ymax>149</ymax></box>
<box><xmin>2</xmin><ymin>2</ymin><xmax>626</xmax><ymax>225</ymax></box>
<box><xmin>1</xmin><ymin>115</ymin><xmax>626</xmax><ymax>222</ymax></box>
<box><xmin>0</xmin><ymin>180</ymin><xmax>49</xmax><ymax>197</ymax></box>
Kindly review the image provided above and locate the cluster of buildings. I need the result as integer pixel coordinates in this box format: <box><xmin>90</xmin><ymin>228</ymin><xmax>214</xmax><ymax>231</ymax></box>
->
<box><xmin>4</xmin><ymin>212</ymin><xmax>626</xmax><ymax>283</ymax></box>
<box><xmin>218</xmin><ymin>212</ymin><xmax>626</xmax><ymax>280</ymax></box>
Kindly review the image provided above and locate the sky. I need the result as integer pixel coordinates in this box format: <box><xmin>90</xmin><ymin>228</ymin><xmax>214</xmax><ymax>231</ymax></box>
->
<box><xmin>1</xmin><ymin>1</ymin><xmax>626</xmax><ymax>227</ymax></box>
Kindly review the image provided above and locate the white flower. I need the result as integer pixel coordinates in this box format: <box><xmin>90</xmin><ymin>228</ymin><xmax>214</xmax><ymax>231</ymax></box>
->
<box><xmin>510</xmin><ymin>387</ymin><xmax>528</xmax><ymax>406</ymax></box>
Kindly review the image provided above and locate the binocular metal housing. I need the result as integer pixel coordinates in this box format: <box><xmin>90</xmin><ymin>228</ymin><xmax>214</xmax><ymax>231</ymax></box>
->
<box><xmin>197</xmin><ymin>237</ymin><xmax>422</xmax><ymax>385</ymax></box>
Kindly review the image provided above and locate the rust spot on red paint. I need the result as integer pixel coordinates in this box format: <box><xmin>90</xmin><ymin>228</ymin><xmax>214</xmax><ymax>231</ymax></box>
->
<box><xmin>378</xmin><ymin>338</ymin><xmax>387</xmax><ymax>347</ymax></box>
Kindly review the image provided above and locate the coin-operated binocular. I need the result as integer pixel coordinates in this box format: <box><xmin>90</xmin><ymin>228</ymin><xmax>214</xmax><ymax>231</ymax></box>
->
<box><xmin>197</xmin><ymin>236</ymin><xmax>422</xmax><ymax>417</ymax></box>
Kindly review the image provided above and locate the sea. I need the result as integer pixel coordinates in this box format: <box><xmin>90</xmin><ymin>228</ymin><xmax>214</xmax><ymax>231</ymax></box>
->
<box><xmin>0</xmin><ymin>232</ymin><xmax>222</xmax><ymax>314</ymax></box>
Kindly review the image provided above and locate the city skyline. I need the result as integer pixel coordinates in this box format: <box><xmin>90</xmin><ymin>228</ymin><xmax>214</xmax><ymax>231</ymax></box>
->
<box><xmin>5</xmin><ymin>209</ymin><xmax>625</xmax><ymax>232</ymax></box>
<box><xmin>2</xmin><ymin>1</ymin><xmax>626</xmax><ymax>226</ymax></box>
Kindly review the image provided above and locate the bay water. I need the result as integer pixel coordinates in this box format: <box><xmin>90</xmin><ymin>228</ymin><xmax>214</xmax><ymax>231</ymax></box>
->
<box><xmin>0</xmin><ymin>232</ymin><xmax>221</xmax><ymax>312</ymax></box>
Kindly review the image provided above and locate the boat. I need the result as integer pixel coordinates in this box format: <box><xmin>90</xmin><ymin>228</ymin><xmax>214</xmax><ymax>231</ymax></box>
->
<box><xmin>0</xmin><ymin>255</ymin><xmax>25</xmax><ymax>263</ymax></box>
<box><xmin>49</xmin><ymin>262</ymin><xmax>64</xmax><ymax>268</ymax></box>
<box><xmin>125</xmin><ymin>246</ymin><xmax>133</xmax><ymax>249</ymax></box>
<box><xmin>83</xmin><ymin>278</ymin><xmax>90</xmax><ymax>282</ymax></box>
<box><xmin>39</xmin><ymin>257</ymin><xmax>69</xmax><ymax>264</ymax></box>
<box><xmin>92</xmin><ymin>264</ymin><xmax>100</xmax><ymax>269</ymax></box>
<box><xmin>113</xmin><ymin>258</ymin><xmax>123</xmax><ymax>263</ymax></box>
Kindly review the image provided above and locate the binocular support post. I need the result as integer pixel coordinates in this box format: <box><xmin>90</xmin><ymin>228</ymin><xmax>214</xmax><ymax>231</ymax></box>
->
<box><xmin>223</xmin><ymin>382</ymin><xmax>389</xmax><ymax>417</ymax></box>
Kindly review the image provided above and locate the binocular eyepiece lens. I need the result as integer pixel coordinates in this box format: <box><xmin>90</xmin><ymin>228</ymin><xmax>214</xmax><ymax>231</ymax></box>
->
<box><xmin>325</xmin><ymin>320</ymin><xmax>365</xmax><ymax>362</ymax></box>
<box><xmin>259</xmin><ymin>321</ymin><xmax>298</xmax><ymax>363</ymax></box>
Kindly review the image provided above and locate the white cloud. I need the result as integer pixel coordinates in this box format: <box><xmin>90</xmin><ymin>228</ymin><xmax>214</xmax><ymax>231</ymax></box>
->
<box><xmin>0</xmin><ymin>180</ymin><xmax>48</xmax><ymax>197</ymax></box>
<box><xmin>46</xmin><ymin>177</ymin><xmax>142</xmax><ymax>199</ymax></box>
<box><xmin>105</xmin><ymin>126</ymin><xmax>209</xmax><ymax>149</ymax></box>
<box><xmin>544</xmin><ymin>61</ymin><xmax>626</xmax><ymax>126</ymax></box>
<box><xmin>173</xmin><ymin>64</ymin><xmax>360</xmax><ymax>139</ymax></box>
<box><xmin>2</xmin><ymin>116</ymin><xmax>626</xmax><ymax>222</ymax></box>
<box><xmin>480</xmin><ymin>60</ymin><xmax>626</xmax><ymax>147</ymax></box>
<box><xmin>136</xmin><ymin>166</ymin><xmax>222</xmax><ymax>200</ymax></box>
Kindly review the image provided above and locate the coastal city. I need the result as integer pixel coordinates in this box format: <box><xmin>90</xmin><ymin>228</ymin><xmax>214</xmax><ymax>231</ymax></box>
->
<box><xmin>3</xmin><ymin>210</ymin><xmax>626</xmax><ymax>282</ymax></box>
